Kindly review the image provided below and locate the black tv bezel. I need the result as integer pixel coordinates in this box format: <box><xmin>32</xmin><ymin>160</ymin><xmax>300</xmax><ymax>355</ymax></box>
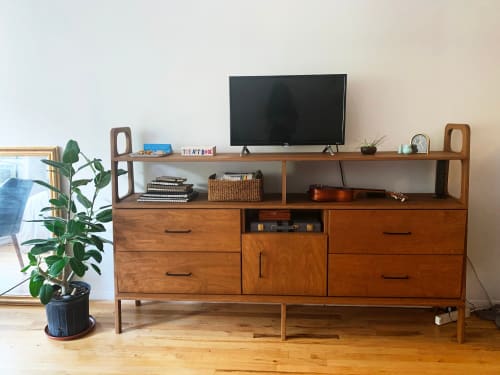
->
<box><xmin>229</xmin><ymin>73</ymin><xmax>347</xmax><ymax>147</ymax></box>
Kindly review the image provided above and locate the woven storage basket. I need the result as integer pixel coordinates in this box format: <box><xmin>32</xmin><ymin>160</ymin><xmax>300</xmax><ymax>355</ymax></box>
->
<box><xmin>208</xmin><ymin>171</ymin><xmax>263</xmax><ymax>201</ymax></box>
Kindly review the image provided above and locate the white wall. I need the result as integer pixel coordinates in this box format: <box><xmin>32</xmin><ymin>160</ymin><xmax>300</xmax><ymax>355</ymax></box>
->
<box><xmin>1</xmin><ymin>0</ymin><xmax>499</xmax><ymax>305</ymax></box>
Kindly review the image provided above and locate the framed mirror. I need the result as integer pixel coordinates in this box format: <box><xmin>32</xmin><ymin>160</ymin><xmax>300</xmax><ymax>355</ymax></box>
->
<box><xmin>0</xmin><ymin>147</ymin><xmax>60</xmax><ymax>304</ymax></box>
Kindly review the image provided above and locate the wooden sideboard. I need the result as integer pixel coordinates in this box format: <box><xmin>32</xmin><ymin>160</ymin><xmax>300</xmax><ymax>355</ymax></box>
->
<box><xmin>110</xmin><ymin>124</ymin><xmax>470</xmax><ymax>343</ymax></box>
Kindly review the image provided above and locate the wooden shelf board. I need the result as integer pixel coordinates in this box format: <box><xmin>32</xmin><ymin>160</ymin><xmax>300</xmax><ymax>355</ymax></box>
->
<box><xmin>113</xmin><ymin>192</ymin><xmax>466</xmax><ymax>210</ymax></box>
<box><xmin>114</xmin><ymin>151</ymin><xmax>466</xmax><ymax>163</ymax></box>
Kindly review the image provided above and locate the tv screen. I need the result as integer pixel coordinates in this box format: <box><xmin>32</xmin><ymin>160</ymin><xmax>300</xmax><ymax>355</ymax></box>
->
<box><xmin>229</xmin><ymin>74</ymin><xmax>347</xmax><ymax>147</ymax></box>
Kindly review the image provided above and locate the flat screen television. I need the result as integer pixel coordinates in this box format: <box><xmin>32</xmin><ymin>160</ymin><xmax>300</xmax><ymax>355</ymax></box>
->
<box><xmin>229</xmin><ymin>74</ymin><xmax>347</xmax><ymax>148</ymax></box>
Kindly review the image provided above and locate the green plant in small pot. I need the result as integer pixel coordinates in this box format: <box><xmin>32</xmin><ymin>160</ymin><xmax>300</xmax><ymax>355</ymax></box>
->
<box><xmin>360</xmin><ymin>135</ymin><xmax>386</xmax><ymax>155</ymax></box>
<box><xmin>21</xmin><ymin>140</ymin><xmax>125</xmax><ymax>339</ymax></box>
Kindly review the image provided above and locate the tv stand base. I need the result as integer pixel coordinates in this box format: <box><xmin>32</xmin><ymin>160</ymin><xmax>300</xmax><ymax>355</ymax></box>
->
<box><xmin>322</xmin><ymin>145</ymin><xmax>335</xmax><ymax>155</ymax></box>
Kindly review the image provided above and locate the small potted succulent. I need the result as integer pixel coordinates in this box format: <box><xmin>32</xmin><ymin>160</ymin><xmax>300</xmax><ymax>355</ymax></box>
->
<box><xmin>21</xmin><ymin>139</ymin><xmax>125</xmax><ymax>339</ymax></box>
<box><xmin>360</xmin><ymin>136</ymin><xmax>386</xmax><ymax>155</ymax></box>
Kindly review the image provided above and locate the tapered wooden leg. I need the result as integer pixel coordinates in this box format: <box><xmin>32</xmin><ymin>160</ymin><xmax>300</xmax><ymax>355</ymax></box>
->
<box><xmin>135</xmin><ymin>300</ymin><xmax>141</xmax><ymax>307</ymax></box>
<box><xmin>457</xmin><ymin>306</ymin><xmax>465</xmax><ymax>344</ymax></box>
<box><xmin>115</xmin><ymin>299</ymin><xmax>122</xmax><ymax>334</ymax></box>
<box><xmin>11</xmin><ymin>234</ymin><xmax>24</xmax><ymax>269</ymax></box>
<box><xmin>281</xmin><ymin>303</ymin><xmax>287</xmax><ymax>341</ymax></box>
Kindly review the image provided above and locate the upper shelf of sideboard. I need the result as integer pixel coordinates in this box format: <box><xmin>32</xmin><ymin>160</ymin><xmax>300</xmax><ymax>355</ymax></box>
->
<box><xmin>112</xmin><ymin>151</ymin><xmax>467</xmax><ymax>163</ymax></box>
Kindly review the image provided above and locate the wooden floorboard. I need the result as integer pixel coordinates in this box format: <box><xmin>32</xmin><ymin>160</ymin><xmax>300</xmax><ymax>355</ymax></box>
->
<box><xmin>0</xmin><ymin>301</ymin><xmax>499</xmax><ymax>374</ymax></box>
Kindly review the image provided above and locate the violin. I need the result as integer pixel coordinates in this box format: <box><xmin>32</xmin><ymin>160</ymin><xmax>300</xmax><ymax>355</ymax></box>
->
<box><xmin>308</xmin><ymin>184</ymin><xmax>408</xmax><ymax>202</ymax></box>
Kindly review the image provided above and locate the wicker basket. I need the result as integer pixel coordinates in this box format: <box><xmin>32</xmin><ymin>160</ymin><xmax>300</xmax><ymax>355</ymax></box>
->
<box><xmin>208</xmin><ymin>171</ymin><xmax>263</xmax><ymax>201</ymax></box>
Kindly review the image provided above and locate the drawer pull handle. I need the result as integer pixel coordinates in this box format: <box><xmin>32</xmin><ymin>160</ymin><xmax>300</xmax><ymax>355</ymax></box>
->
<box><xmin>166</xmin><ymin>272</ymin><xmax>192</xmax><ymax>277</ymax></box>
<box><xmin>259</xmin><ymin>251</ymin><xmax>263</xmax><ymax>278</ymax></box>
<box><xmin>381</xmin><ymin>274</ymin><xmax>409</xmax><ymax>280</ymax></box>
<box><xmin>164</xmin><ymin>229</ymin><xmax>192</xmax><ymax>234</ymax></box>
<box><xmin>383</xmin><ymin>231</ymin><xmax>412</xmax><ymax>235</ymax></box>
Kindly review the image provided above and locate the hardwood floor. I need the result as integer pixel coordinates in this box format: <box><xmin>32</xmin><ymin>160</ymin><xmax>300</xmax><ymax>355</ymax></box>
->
<box><xmin>0</xmin><ymin>301</ymin><xmax>499</xmax><ymax>374</ymax></box>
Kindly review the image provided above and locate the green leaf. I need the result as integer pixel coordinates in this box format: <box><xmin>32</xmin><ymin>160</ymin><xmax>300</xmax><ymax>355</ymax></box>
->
<box><xmin>62</xmin><ymin>140</ymin><xmax>80</xmax><ymax>164</ymax></box>
<box><xmin>94</xmin><ymin>171</ymin><xmax>111</xmax><ymax>189</ymax></box>
<box><xmin>40</xmin><ymin>159</ymin><xmax>71</xmax><ymax>178</ymax></box>
<box><xmin>87</xmin><ymin>222</ymin><xmax>106</xmax><ymax>233</ymax></box>
<box><xmin>117</xmin><ymin>168</ymin><xmax>128</xmax><ymax>176</ymax></box>
<box><xmin>90</xmin><ymin>263</ymin><xmax>101</xmax><ymax>275</ymax></box>
<box><xmin>49</xmin><ymin>196</ymin><xmax>68</xmax><ymax>208</ymax></box>
<box><xmin>44</xmin><ymin>219</ymin><xmax>66</xmax><ymax>236</ymax></box>
<box><xmin>56</xmin><ymin>243</ymin><xmax>66</xmax><ymax>257</ymax></box>
<box><xmin>89</xmin><ymin>235</ymin><xmax>104</xmax><ymax>251</ymax></box>
<box><xmin>67</xmin><ymin>219</ymin><xmax>85</xmax><ymax>236</ymax></box>
<box><xmin>84</xmin><ymin>249</ymin><xmax>102</xmax><ymax>263</ymax></box>
<box><xmin>69</xmin><ymin>258</ymin><xmax>86</xmax><ymax>277</ymax></box>
<box><xmin>30</xmin><ymin>243</ymin><xmax>57</xmax><ymax>256</ymax></box>
<box><xmin>96</xmin><ymin>208</ymin><xmax>112</xmax><ymax>223</ymax></box>
<box><xmin>73</xmin><ymin>242</ymin><xmax>85</xmax><ymax>261</ymax></box>
<box><xmin>48</xmin><ymin>258</ymin><xmax>68</xmax><ymax>277</ymax></box>
<box><xmin>29</xmin><ymin>276</ymin><xmax>43</xmax><ymax>298</ymax></box>
<box><xmin>45</xmin><ymin>255</ymin><xmax>62</xmax><ymax>266</ymax></box>
<box><xmin>39</xmin><ymin>284</ymin><xmax>54</xmax><ymax>305</ymax></box>
<box><xmin>33</xmin><ymin>179</ymin><xmax>65</xmax><ymax>196</ymax></box>
<box><xmin>94</xmin><ymin>160</ymin><xmax>104</xmax><ymax>172</ymax></box>
<box><xmin>20</xmin><ymin>264</ymin><xmax>31</xmax><ymax>273</ymax></box>
<box><xmin>27</xmin><ymin>252</ymin><xmax>37</xmax><ymax>265</ymax></box>
<box><xmin>76</xmin><ymin>191</ymin><xmax>92</xmax><ymax>209</ymax></box>
<box><xmin>72</xmin><ymin>178</ymin><xmax>93</xmax><ymax>188</ymax></box>
<box><xmin>22</xmin><ymin>238</ymin><xmax>56</xmax><ymax>246</ymax></box>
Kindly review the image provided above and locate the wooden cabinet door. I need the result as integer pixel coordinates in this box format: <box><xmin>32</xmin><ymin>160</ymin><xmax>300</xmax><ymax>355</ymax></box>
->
<box><xmin>242</xmin><ymin>233</ymin><xmax>327</xmax><ymax>296</ymax></box>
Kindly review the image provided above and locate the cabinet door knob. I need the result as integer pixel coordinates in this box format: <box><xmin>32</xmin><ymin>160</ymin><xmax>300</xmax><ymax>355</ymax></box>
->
<box><xmin>165</xmin><ymin>272</ymin><xmax>192</xmax><ymax>277</ymax></box>
<box><xmin>164</xmin><ymin>229</ymin><xmax>192</xmax><ymax>234</ymax></box>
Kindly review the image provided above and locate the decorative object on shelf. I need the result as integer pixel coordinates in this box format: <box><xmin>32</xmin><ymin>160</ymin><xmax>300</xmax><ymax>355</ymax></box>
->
<box><xmin>20</xmin><ymin>140</ymin><xmax>126</xmax><ymax>339</ymax></box>
<box><xmin>144</xmin><ymin>143</ymin><xmax>172</xmax><ymax>154</ymax></box>
<box><xmin>208</xmin><ymin>170</ymin><xmax>263</xmax><ymax>201</ymax></box>
<box><xmin>129</xmin><ymin>143</ymin><xmax>172</xmax><ymax>157</ymax></box>
<box><xmin>258</xmin><ymin>209</ymin><xmax>291</xmax><ymax>221</ymax></box>
<box><xmin>411</xmin><ymin>133</ymin><xmax>430</xmax><ymax>154</ymax></box>
<box><xmin>308</xmin><ymin>185</ymin><xmax>408</xmax><ymax>202</ymax></box>
<box><xmin>360</xmin><ymin>135</ymin><xmax>386</xmax><ymax>155</ymax></box>
<box><xmin>181</xmin><ymin>145</ymin><xmax>216</xmax><ymax>156</ymax></box>
<box><xmin>398</xmin><ymin>143</ymin><xmax>416</xmax><ymax>154</ymax></box>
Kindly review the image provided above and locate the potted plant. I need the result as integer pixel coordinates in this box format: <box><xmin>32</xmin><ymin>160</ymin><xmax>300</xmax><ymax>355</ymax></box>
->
<box><xmin>360</xmin><ymin>135</ymin><xmax>386</xmax><ymax>155</ymax></box>
<box><xmin>21</xmin><ymin>139</ymin><xmax>124</xmax><ymax>339</ymax></box>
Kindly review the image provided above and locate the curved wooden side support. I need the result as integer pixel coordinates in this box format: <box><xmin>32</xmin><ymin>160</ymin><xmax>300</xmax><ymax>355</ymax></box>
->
<box><xmin>436</xmin><ymin>124</ymin><xmax>470</xmax><ymax>206</ymax></box>
<box><xmin>110</xmin><ymin>127</ymin><xmax>135</xmax><ymax>204</ymax></box>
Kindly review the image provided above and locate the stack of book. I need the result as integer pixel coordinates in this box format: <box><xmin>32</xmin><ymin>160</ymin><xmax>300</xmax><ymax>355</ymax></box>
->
<box><xmin>137</xmin><ymin>176</ymin><xmax>198</xmax><ymax>203</ymax></box>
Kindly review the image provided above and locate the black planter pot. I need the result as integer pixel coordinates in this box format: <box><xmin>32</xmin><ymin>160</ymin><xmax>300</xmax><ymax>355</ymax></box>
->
<box><xmin>45</xmin><ymin>281</ymin><xmax>91</xmax><ymax>338</ymax></box>
<box><xmin>360</xmin><ymin>146</ymin><xmax>377</xmax><ymax>155</ymax></box>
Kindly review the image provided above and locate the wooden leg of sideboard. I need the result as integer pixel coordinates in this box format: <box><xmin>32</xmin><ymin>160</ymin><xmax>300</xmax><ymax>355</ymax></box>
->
<box><xmin>135</xmin><ymin>300</ymin><xmax>141</xmax><ymax>307</ymax></box>
<box><xmin>281</xmin><ymin>303</ymin><xmax>287</xmax><ymax>341</ymax></box>
<box><xmin>457</xmin><ymin>306</ymin><xmax>465</xmax><ymax>344</ymax></box>
<box><xmin>115</xmin><ymin>299</ymin><xmax>122</xmax><ymax>334</ymax></box>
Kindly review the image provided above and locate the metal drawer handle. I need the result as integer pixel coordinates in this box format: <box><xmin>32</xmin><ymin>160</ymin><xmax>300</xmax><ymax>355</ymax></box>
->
<box><xmin>383</xmin><ymin>231</ymin><xmax>412</xmax><ymax>235</ymax></box>
<box><xmin>165</xmin><ymin>272</ymin><xmax>192</xmax><ymax>277</ymax></box>
<box><xmin>381</xmin><ymin>274</ymin><xmax>409</xmax><ymax>280</ymax></box>
<box><xmin>259</xmin><ymin>251</ymin><xmax>263</xmax><ymax>278</ymax></box>
<box><xmin>164</xmin><ymin>229</ymin><xmax>192</xmax><ymax>234</ymax></box>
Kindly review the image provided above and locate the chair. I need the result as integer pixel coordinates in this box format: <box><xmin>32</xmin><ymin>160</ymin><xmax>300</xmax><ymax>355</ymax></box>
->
<box><xmin>0</xmin><ymin>178</ymin><xmax>34</xmax><ymax>268</ymax></box>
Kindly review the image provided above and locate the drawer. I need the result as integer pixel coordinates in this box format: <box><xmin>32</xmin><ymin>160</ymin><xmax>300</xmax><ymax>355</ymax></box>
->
<box><xmin>116</xmin><ymin>252</ymin><xmax>241</xmax><ymax>294</ymax></box>
<box><xmin>328</xmin><ymin>254</ymin><xmax>463</xmax><ymax>298</ymax></box>
<box><xmin>114</xmin><ymin>209</ymin><xmax>241</xmax><ymax>252</ymax></box>
<box><xmin>329</xmin><ymin>210</ymin><xmax>467</xmax><ymax>254</ymax></box>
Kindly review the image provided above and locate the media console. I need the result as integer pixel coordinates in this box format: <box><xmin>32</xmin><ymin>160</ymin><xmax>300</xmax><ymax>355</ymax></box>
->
<box><xmin>110</xmin><ymin>124</ymin><xmax>470</xmax><ymax>343</ymax></box>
